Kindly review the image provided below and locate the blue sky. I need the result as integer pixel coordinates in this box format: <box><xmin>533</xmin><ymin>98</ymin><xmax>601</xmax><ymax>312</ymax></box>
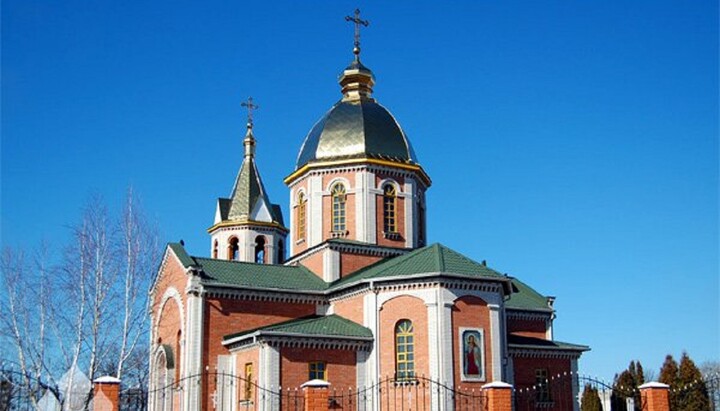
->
<box><xmin>3</xmin><ymin>1</ymin><xmax>718</xmax><ymax>381</ymax></box>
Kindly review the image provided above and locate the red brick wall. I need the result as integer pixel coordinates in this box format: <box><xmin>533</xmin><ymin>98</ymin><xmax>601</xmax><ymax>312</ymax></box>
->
<box><xmin>234</xmin><ymin>348</ymin><xmax>260</xmax><ymax>403</ymax></box>
<box><xmin>152</xmin><ymin>254</ymin><xmax>187</xmax><ymax>386</ymax></box>
<box><xmin>280</xmin><ymin>347</ymin><xmax>356</xmax><ymax>390</ymax></box>
<box><xmin>379</xmin><ymin>295</ymin><xmax>429</xmax><ymax>378</ymax></box>
<box><xmin>332</xmin><ymin>294</ymin><xmax>365</xmax><ymax>325</ymax></box>
<box><xmin>512</xmin><ymin>357</ymin><xmax>573</xmax><ymax>410</ymax></box>
<box><xmin>507</xmin><ymin>318</ymin><xmax>547</xmax><ymax>339</ymax></box>
<box><xmin>451</xmin><ymin>295</ymin><xmax>493</xmax><ymax>390</ymax></box>
<box><xmin>339</xmin><ymin>252</ymin><xmax>383</xmax><ymax>277</ymax></box>
<box><xmin>297</xmin><ymin>251</ymin><xmax>324</xmax><ymax>277</ymax></box>
<box><xmin>202</xmin><ymin>299</ymin><xmax>316</xmax><ymax>410</ymax></box>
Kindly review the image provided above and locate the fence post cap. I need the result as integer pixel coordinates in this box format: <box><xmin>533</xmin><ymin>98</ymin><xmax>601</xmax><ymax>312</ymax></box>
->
<box><xmin>93</xmin><ymin>376</ymin><xmax>121</xmax><ymax>384</ymax></box>
<box><xmin>301</xmin><ymin>379</ymin><xmax>331</xmax><ymax>388</ymax></box>
<box><xmin>638</xmin><ymin>382</ymin><xmax>669</xmax><ymax>390</ymax></box>
<box><xmin>482</xmin><ymin>381</ymin><xmax>513</xmax><ymax>389</ymax></box>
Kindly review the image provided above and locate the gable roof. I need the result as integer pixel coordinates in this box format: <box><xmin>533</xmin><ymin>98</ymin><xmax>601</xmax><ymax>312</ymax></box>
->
<box><xmin>328</xmin><ymin>243</ymin><xmax>509</xmax><ymax>291</ymax></box>
<box><xmin>223</xmin><ymin>314</ymin><xmax>373</xmax><ymax>343</ymax></box>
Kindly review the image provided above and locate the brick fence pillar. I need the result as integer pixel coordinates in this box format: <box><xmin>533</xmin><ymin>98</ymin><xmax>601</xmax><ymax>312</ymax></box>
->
<box><xmin>639</xmin><ymin>382</ymin><xmax>670</xmax><ymax>411</ymax></box>
<box><xmin>93</xmin><ymin>376</ymin><xmax>121</xmax><ymax>411</ymax></box>
<box><xmin>482</xmin><ymin>381</ymin><xmax>513</xmax><ymax>411</ymax></box>
<box><xmin>301</xmin><ymin>379</ymin><xmax>330</xmax><ymax>411</ymax></box>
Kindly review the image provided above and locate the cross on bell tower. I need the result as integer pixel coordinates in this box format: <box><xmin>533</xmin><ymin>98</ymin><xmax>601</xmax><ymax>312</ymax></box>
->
<box><xmin>241</xmin><ymin>96</ymin><xmax>259</xmax><ymax>128</ymax></box>
<box><xmin>345</xmin><ymin>9</ymin><xmax>369</xmax><ymax>61</ymax></box>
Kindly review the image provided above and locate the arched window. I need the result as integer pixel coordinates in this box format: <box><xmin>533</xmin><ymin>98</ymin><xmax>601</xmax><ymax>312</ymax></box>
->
<box><xmin>213</xmin><ymin>240</ymin><xmax>218</xmax><ymax>259</ymax></box>
<box><xmin>254</xmin><ymin>236</ymin><xmax>266</xmax><ymax>264</ymax></box>
<box><xmin>331</xmin><ymin>183</ymin><xmax>346</xmax><ymax>233</ymax></box>
<box><xmin>228</xmin><ymin>237</ymin><xmax>239</xmax><ymax>261</ymax></box>
<box><xmin>395</xmin><ymin>319</ymin><xmax>415</xmax><ymax>380</ymax></box>
<box><xmin>383</xmin><ymin>184</ymin><xmax>397</xmax><ymax>233</ymax></box>
<box><xmin>277</xmin><ymin>240</ymin><xmax>285</xmax><ymax>264</ymax></box>
<box><xmin>297</xmin><ymin>192</ymin><xmax>307</xmax><ymax>241</ymax></box>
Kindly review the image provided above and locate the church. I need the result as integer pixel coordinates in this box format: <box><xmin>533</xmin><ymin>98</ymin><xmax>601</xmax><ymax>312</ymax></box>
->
<box><xmin>149</xmin><ymin>11</ymin><xmax>588</xmax><ymax>411</ymax></box>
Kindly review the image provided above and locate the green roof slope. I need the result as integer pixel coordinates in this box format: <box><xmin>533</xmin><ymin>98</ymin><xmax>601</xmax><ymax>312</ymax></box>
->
<box><xmin>224</xmin><ymin>314</ymin><xmax>372</xmax><ymax>341</ymax></box>
<box><xmin>196</xmin><ymin>257</ymin><xmax>327</xmax><ymax>291</ymax></box>
<box><xmin>329</xmin><ymin>243</ymin><xmax>507</xmax><ymax>290</ymax></box>
<box><xmin>506</xmin><ymin>278</ymin><xmax>551</xmax><ymax>311</ymax></box>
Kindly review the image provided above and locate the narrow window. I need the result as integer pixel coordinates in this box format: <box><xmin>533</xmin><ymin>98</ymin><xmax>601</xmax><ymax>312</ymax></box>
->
<box><xmin>277</xmin><ymin>240</ymin><xmax>284</xmax><ymax>264</ymax></box>
<box><xmin>395</xmin><ymin>320</ymin><xmax>415</xmax><ymax>380</ymax></box>
<box><xmin>383</xmin><ymin>184</ymin><xmax>397</xmax><ymax>233</ymax></box>
<box><xmin>244</xmin><ymin>363</ymin><xmax>253</xmax><ymax>400</ymax></box>
<box><xmin>228</xmin><ymin>237</ymin><xmax>239</xmax><ymax>261</ymax></box>
<box><xmin>331</xmin><ymin>184</ymin><xmax>346</xmax><ymax>233</ymax></box>
<box><xmin>309</xmin><ymin>361</ymin><xmax>327</xmax><ymax>381</ymax></box>
<box><xmin>213</xmin><ymin>240</ymin><xmax>218</xmax><ymax>259</ymax></box>
<box><xmin>535</xmin><ymin>369</ymin><xmax>551</xmax><ymax>402</ymax></box>
<box><xmin>254</xmin><ymin>236</ymin><xmax>266</xmax><ymax>264</ymax></box>
<box><xmin>297</xmin><ymin>192</ymin><xmax>307</xmax><ymax>241</ymax></box>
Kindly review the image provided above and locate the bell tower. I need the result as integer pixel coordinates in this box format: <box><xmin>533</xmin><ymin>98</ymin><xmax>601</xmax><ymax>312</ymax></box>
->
<box><xmin>285</xmin><ymin>10</ymin><xmax>431</xmax><ymax>258</ymax></box>
<box><xmin>208</xmin><ymin>97</ymin><xmax>288</xmax><ymax>264</ymax></box>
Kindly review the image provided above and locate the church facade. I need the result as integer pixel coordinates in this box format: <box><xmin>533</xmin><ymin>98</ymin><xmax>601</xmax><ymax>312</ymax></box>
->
<box><xmin>149</xmin><ymin>15</ymin><xmax>588</xmax><ymax>411</ymax></box>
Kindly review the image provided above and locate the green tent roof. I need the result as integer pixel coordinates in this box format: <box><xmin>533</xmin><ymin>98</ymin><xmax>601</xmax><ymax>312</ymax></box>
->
<box><xmin>223</xmin><ymin>314</ymin><xmax>372</xmax><ymax>342</ymax></box>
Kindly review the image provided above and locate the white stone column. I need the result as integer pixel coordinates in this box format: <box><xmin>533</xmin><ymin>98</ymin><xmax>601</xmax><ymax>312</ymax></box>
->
<box><xmin>258</xmin><ymin>344</ymin><xmax>280</xmax><ymax>410</ymax></box>
<box><xmin>426</xmin><ymin>300</ymin><xmax>441</xmax><ymax>411</ymax></box>
<box><xmin>309</xmin><ymin>175</ymin><xmax>323</xmax><ymax>247</ymax></box>
<box><xmin>404</xmin><ymin>178</ymin><xmax>416</xmax><ymax>248</ymax></box>
<box><xmin>363</xmin><ymin>290</ymin><xmax>380</xmax><ymax>411</ymax></box>
<box><xmin>183</xmin><ymin>274</ymin><xmax>204</xmax><ymax>411</ymax></box>
<box><xmin>322</xmin><ymin>248</ymin><xmax>340</xmax><ymax>282</ymax></box>
<box><xmin>355</xmin><ymin>171</ymin><xmax>367</xmax><ymax>242</ymax></box>
<box><xmin>488</xmin><ymin>304</ymin><xmax>503</xmax><ymax>381</ymax></box>
<box><xmin>289</xmin><ymin>189</ymin><xmax>296</xmax><ymax>255</ymax></box>
<box><xmin>366</xmin><ymin>171</ymin><xmax>377</xmax><ymax>244</ymax></box>
<box><xmin>438</xmin><ymin>300</ymin><xmax>454</xmax><ymax>411</ymax></box>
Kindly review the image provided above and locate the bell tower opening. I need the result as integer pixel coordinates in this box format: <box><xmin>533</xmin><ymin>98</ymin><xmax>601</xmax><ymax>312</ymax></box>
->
<box><xmin>254</xmin><ymin>236</ymin><xmax>266</xmax><ymax>264</ymax></box>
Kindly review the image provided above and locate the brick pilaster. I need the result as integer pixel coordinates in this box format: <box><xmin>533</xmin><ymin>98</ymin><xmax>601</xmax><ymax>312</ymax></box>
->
<box><xmin>482</xmin><ymin>381</ymin><xmax>513</xmax><ymax>411</ymax></box>
<box><xmin>301</xmin><ymin>379</ymin><xmax>330</xmax><ymax>411</ymax></box>
<box><xmin>639</xmin><ymin>382</ymin><xmax>670</xmax><ymax>411</ymax></box>
<box><xmin>93</xmin><ymin>376</ymin><xmax>120</xmax><ymax>411</ymax></box>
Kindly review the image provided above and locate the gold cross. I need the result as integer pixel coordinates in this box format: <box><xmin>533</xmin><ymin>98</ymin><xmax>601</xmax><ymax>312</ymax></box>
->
<box><xmin>241</xmin><ymin>96</ymin><xmax>259</xmax><ymax>126</ymax></box>
<box><xmin>345</xmin><ymin>9</ymin><xmax>369</xmax><ymax>61</ymax></box>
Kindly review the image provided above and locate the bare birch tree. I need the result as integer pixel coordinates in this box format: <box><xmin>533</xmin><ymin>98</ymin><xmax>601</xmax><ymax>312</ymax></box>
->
<box><xmin>0</xmin><ymin>190</ymin><xmax>159</xmax><ymax>408</ymax></box>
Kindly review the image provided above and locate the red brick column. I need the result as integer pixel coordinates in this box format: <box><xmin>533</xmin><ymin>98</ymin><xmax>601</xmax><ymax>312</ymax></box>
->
<box><xmin>301</xmin><ymin>379</ymin><xmax>330</xmax><ymax>411</ymax></box>
<box><xmin>639</xmin><ymin>382</ymin><xmax>670</xmax><ymax>411</ymax></box>
<box><xmin>482</xmin><ymin>381</ymin><xmax>513</xmax><ymax>411</ymax></box>
<box><xmin>93</xmin><ymin>376</ymin><xmax>121</xmax><ymax>411</ymax></box>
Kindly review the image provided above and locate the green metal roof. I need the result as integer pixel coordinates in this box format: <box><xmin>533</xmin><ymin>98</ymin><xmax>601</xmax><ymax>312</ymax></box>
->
<box><xmin>328</xmin><ymin>243</ymin><xmax>507</xmax><ymax>290</ymax></box>
<box><xmin>195</xmin><ymin>257</ymin><xmax>327</xmax><ymax>291</ymax></box>
<box><xmin>506</xmin><ymin>278</ymin><xmax>552</xmax><ymax>312</ymax></box>
<box><xmin>168</xmin><ymin>243</ymin><xmax>196</xmax><ymax>267</ymax></box>
<box><xmin>223</xmin><ymin>314</ymin><xmax>372</xmax><ymax>342</ymax></box>
<box><xmin>508</xmin><ymin>334</ymin><xmax>589</xmax><ymax>352</ymax></box>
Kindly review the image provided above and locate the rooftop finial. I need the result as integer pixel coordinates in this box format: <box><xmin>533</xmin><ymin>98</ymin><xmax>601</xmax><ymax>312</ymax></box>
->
<box><xmin>241</xmin><ymin>97</ymin><xmax>258</xmax><ymax>157</ymax></box>
<box><xmin>241</xmin><ymin>96</ymin><xmax>259</xmax><ymax>129</ymax></box>
<box><xmin>345</xmin><ymin>9</ymin><xmax>369</xmax><ymax>62</ymax></box>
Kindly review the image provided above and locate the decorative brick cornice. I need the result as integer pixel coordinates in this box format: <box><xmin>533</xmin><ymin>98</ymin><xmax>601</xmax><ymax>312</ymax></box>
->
<box><xmin>506</xmin><ymin>310</ymin><xmax>552</xmax><ymax>322</ymax></box>
<box><xmin>508</xmin><ymin>347</ymin><xmax>583</xmax><ymax>360</ymax></box>
<box><xmin>204</xmin><ymin>287</ymin><xmax>326</xmax><ymax>304</ymax></box>
<box><xmin>226</xmin><ymin>334</ymin><xmax>373</xmax><ymax>352</ymax></box>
